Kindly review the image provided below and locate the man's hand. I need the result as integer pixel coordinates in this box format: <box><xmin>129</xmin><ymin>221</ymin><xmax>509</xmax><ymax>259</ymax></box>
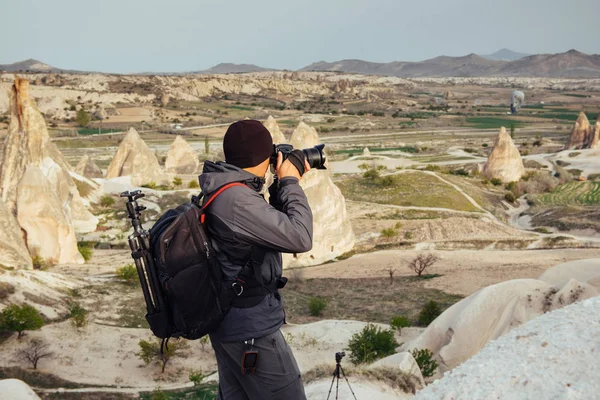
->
<box><xmin>276</xmin><ymin>151</ymin><xmax>311</xmax><ymax>180</ymax></box>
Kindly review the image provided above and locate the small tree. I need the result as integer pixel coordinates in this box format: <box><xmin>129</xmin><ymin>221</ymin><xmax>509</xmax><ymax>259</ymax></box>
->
<box><xmin>408</xmin><ymin>253</ymin><xmax>439</xmax><ymax>277</ymax></box>
<box><xmin>308</xmin><ymin>297</ymin><xmax>327</xmax><ymax>316</ymax></box>
<box><xmin>137</xmin><ymin>338</ymin><xmax>187</xmax><ymax>373</ymax></box>
<box><xmin>76</xmin><ymin>109</ymin><xmax>90</xmax><ymax>127</ymax></box>
<box><xmin>390</xmin><ymin>316</ymin><xmax>411</xmax><ymax>335</ymax></box>
<box><xmin>0</xmin><ymin>304</ymin><xmax>44</xmax><ymax>338</ymax></box>
<box><xmin>198</xmin><ymin>335</ymin><xmax>210</xmax><ymax>351</ymax></box>
<box><xmin>172</xmin><ymin>177</ymin><xmax>182</xmax><ymax>187</ymax></box>
<box><xmin>189</xmin><ymin>369</ymin><xmax>205</xmax><ymax>386</ymax></box>
<box><xmin>418</xmin><ymin>300</ymin><xmax>442</xmax><ymax>326</ymax></box>
<box><xmin>387</xmin><ymin>268</ymin><xmax>396</xmax><ymax>284</ymax></box>
<box><xmin>68</xmin><ymin>302</ymin><xmax>88</xmax><ymax>329</ymax></box>
<box><xmin>16</xmin><ymin>339</ymin><xmax>53</xmax><ymax>369</ymax></box>
<box><xmin>411</xmin><ymin>348</ymin><xmax>438</xmax><ymax>378</ymax></box>
<box><xmin>347</xmin><ymin>324</ymin><xmax>398</xmax><ymax>365</ymax></box>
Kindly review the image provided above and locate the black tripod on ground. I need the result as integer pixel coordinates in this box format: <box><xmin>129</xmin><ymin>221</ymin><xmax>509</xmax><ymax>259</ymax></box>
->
<box><xmin>327</xmin><ymin>352</ymin><xmax>357</xmax><ymax>400</ymax></box>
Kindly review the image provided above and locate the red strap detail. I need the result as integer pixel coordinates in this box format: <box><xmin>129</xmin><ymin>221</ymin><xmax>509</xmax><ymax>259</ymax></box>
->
<box><xmin>200</xmin><ymin>214</ymin><xmax>205</xmax><ymax>224</ymax></box>
<box><xmin>202</xmin><ymin>182</ymin><xmax>247</xmax><ymax>210</ymax></box>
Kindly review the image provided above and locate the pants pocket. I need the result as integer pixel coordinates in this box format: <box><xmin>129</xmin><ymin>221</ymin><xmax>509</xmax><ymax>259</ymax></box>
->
<box><xmin>271</xmin><ymin>337</ymin><xmax>286</xmax><ymax>374</ymax></box>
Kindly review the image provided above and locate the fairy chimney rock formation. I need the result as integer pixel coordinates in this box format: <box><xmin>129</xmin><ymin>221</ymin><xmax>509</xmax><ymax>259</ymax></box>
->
<box><xmin>75</xmin><ymin>155</ymin><xmax>103</xmax><ymax>179</ymax></box>
<box><xmin>264</xmin><ymin>115</ymin><xmax>287</xmax><ymax>144</ymax></box>
<box><xmin>0</xmin><ymin>199</ymin><xmax>32</xmax><ymax>269</ymax></box>
<box><xmin>363</xmin><ymin>147</ymin><xmax>371</xmax><ymax>156</ymax></box>
<box><xmin>483</xmin><ymin>127</ymin><xmax>525</xmax><ymax>183</ymax></box>
<box><xmin>0</xmin><ymin>78</ymin><xmax>94</xmax><ymax>265</ymax></box>
<box><xmin>283</xmin><ymin>122</ymin><xmax>355</xmax><ymax>267</ymax></box>
<box><xmin>165</xmin><ymin>135</ymin><xmax>199</xmax><ymax>174</ymax></box>
<box><xmin>566</xmin><ymin>112</ymin><xmax>594</xmax><ymax>149</ymax></box>
<box><xmin>590</xmin><ymin>116</ymin><xmax>600</xmax><ymax>149</ymax></box>
<box><xmin>106</xmin><ymin>127</ymin><xmax>165</xmax><ymax>186</ymax></box>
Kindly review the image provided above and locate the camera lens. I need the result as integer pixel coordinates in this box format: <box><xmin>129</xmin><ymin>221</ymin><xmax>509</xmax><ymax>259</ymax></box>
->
<box><xmin>302</xmin><ymin>144</ymin><xmax>326</xmax><ymax>170</ymax></box>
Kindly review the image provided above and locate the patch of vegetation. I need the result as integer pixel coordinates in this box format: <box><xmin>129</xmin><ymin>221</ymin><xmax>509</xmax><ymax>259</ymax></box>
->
<box><xmin>535</xmin><ymin>182</ymin><xmax>600</xmax><ymax>205</ymax></box>
<box><xmin>67</xmin><ymin>301</ymin><xmax>88</xmax><ymax>329</ymax></box>
<box><xmin>465</xmin><ymin>117</ymin><xmax>524</xmax><ymax>129</ymax></box>
<box><xmin>308</xmin><ymin>297</ymin><xmax>327</xmax><ymax>316</ymax></box>
<box><xmin>390</xmin><ymin>315</ymin><xmax>411</xmax><ymax>334</ymax></box>
<box><xmin>31</xmin><ymin>255</ymin><xmax>48</xmax><ymax>270</ymax></box>
<box><xmin>411</xmin><ymin>348</ymin><xmax>438</xmax><ymax>378</ymax></box>
<box><xmin>189</xmin><ymin>180</ymin><xmax>200</xmax><ymax>189</ymax></box>
<box><xmin>337</xmin><ymin>171</ymin><xmax>479</xmax><ymax>212</ymax></box>
<box><xmin>0</xmin><ymin>304</ymin><xmax>44</xmax><ymax>338</ymax></box>
<box><xmin>0</xmin><ymin>282</ymin><xmax>15</xmax><ymax>300</ymax></box>
<box><xmin>347</xmin><ymin>324</ymin><xmax>398</xmax><ymax>365</ymax></box>
<box><xmin>99</xmin><ymin>195</ymin><xmax>116</xmax><ymax>207</ymax></box>
<box><xmin>380</xmin><ymin>227</ymin><xmax>397</xmax><ymax>238</ymax></box>
<box><xmin>284</xmin><ymin>277</ymin><xmax>461</xmax><ymax>325</ymax></box>
<box><xmin>418</xmin><ymin>300</ymin><xmax>442</xmax><ymax>326</ymax></box>
<box><xmin>138</xmin><ymin>384</ymin><xmax>218</xmax><ymax>400</ymax></box>
<box><xmin>408</xmin><ymin>254</ymin><xmax>439</xmax><ymax>277</ymax></box>
<box><xmin>116</xmin><ymin>264</ymin><xmax>139</xmax><ymax>285</ymax></box>
<box><xmin>137</xmin><ymin>338</ymin><xmax>188</xmax><ymax>373</ymax></box>
<box><xmin>77</xmin><ymin>242</ymin><xmax>93</xmax><ymax>262</ymax></box>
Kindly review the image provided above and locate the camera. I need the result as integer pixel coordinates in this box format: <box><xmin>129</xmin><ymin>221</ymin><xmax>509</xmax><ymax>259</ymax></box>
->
<box><xmin>335</xmin><ymin>351</ymin><xmax>345</xmax><ymax>363</ymax></box>
<box><xmin>270</xmin><ymin>143</ymin><xmax>327</xmax><ymax>170</ymax></box>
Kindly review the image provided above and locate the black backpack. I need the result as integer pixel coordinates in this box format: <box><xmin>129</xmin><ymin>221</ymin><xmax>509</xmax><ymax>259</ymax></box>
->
<box><xmin>124</xmin><ymin>182</ymin><xmax>271</xmax><ymax>345</ymax></box>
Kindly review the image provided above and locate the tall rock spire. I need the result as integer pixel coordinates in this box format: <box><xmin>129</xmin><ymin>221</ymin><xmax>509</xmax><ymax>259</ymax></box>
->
<box><xmin>483</xmin><ymin>127</ymin><xmax>525</xmax><ymax>183</ymax></box>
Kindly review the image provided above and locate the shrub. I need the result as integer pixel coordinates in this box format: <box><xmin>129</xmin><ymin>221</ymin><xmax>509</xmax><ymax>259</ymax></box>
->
<box><xmin>380</xmin><ymin>228</ymin><xmax>397</xmax><ymax>238</ymax></box>
<box><xmin>172</xmin><ymin>177</ymin><xmax>182</xmax><ymax>187</ymax></box>
<box><xmin>77</xmin><ymin>242</ymin><xmax>93</xmax><ymax>262</ymax></box>
<box><xmin>490</xmin><ymin>178</ymin><xmax>502</xmax><ymax>186</ymax></box>
<box><xmin>418</xmin><ymin>300</ymin><xmax>442</xmax><ymax>326</ymax></box>
<box><xmin>411</xmin><ymin>348</ymin><xmax>438</xmax><ymax>378</ymax></box>
<box><xmin>68</xmin><ymin>302</ymin><xmax>88</xmax><ymax>329</ymax></box>
<box><xmin>76</xmin><ymin>109</ymin><xmax>90</xmax><ymax>127</ymax></box>
<box><xmin>347</xmin><ymin>324</ymin><xmax>399</xmax><ymax>365</ymax></box>
<box><xmin>390</xmin><ymin>316</ymin><xmax>411</xmax><ymax>334</ymax></box>
<box><xmin>363</xmin><ymin>169</ymin><xmax>380</xmax><ymax>181</ymax></box>
<box><xmin>188</xmin><ymin>180</ymin><xmax>200</xmax><ymax>189</ymax></box>
<box><xmin>408</xmin><ymin>253</ymin><xmax>439</xmax><ymax>277</ymax></box>
<box><xmin>0</xmin><ymin>282</ymin><xmax>16</xmax><ymax>300</ymax></box>
<box><xmin>137</xmin><ymin>338</ymin><xmax>187</xmax><ymax>373</ymax></box>
<box><xmin>151</xmin><ymin>388</ymin><xmax>168</xmax><ymax>400</ymax></box>
<box><xmin>450</xmin><ymin>169</ymin><xmax>469</xmax><ymax>176</ymax></box>
<box><xmin>588</xmin><ymin>173</ymin><xmax>600</xmax><ymax>181</ymax></box>
<box><xmin>482</xmin><ymin>143</ymin><xmax>488</xmax><ymax>147</ymax></box>
<box><xmin>404</xmin><ymin>231</ymin><xmax>414</xmax><ymax>240</ymax></box>
<box><xmin>99</xmin><ymin>195</ymin><xmax>115</xmax><ymax>208</ymax></box>
<box><xmin>189</xmin><ymin>369</ymin><xmax>205</xmax><ymax>386</ymax></box>
<box><xmin>142</xmin><ymin>181</ymin><xmax>157</xmax><ymax>189</ymax></box>
<box><xmin>425</xmin><ymin>164</ymin><xmax>440</xmax><ymax>171</ymax></box>
<box><xmin>0</xmin><ymin>304</ymin><xmax>44</xmax><ymax>338</ymax></box>
<box><xmin>378</xmin><ymin>175</ymin><xmax>394</xmax><ymax>186</ymax></box>
<box><xmin>116</xmin><ymin>264</ymin><xmax>138</xmax><ymax>285</ymax></box>
<box><xmin>31</xmin><ymin>256</ymin><xmax>47</xmax><ymax>270</ymax></box>
<box><xmin>504</xmin><ymin>192</ymin><xmax>516</xmax><ymax>203</ymax></box>
<box><xmin>308</xmin><ymin>297</ymin><xmax>327</xmax><ymax>316</ymax></box>
<box><xmin>16</xmin><ymin>339</ymin><xmax>53</xmax><ymax>369</ymax></box>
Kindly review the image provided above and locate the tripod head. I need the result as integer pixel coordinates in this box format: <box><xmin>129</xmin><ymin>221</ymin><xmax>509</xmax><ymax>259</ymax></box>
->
<box><xmin>335</xmin><ymin>351</ymin><xmax>346</xmax><ymax>364</ymax></box>
<box><xmin>120</xmin><ymin>190</ymin><xmax>147</xmax><ymax>231</ymax></box>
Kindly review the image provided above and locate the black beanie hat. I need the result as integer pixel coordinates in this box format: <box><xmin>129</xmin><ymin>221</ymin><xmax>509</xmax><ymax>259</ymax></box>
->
<box><xmin>223</xmin><ymin>120</ymin><xmax>273</xmax><ymax>168</ymax></box>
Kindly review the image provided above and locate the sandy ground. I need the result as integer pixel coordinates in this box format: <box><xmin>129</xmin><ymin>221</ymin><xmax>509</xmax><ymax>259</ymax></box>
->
<box><xmin>300</xmin><ymin>248</ymin><xmax>600</xmax><ymax>296</ymax></box>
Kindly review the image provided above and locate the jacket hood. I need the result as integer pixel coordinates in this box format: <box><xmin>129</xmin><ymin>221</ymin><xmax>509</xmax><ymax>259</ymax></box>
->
<box><xmin>199</xmin><ymin>161</ymin><xmax>265</xmax><ymax>195</ymax></box>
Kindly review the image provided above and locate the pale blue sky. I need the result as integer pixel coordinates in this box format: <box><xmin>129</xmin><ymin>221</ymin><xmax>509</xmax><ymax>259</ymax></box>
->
<box><xmin>2</xmin><ymin>0</ymin><xmax>598</xmax><ymax>73</ymax></box>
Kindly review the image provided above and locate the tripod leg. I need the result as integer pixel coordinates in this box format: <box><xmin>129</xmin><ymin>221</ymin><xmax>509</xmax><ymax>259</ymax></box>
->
<box><xmin>129</xmin><ymin>237</ymin><xmax>155</xmax><ymax>314</ymax></box>
<box><xmin>339</xmin><ymin>366</ymin><xmax>358</xmax><ymax>400</ymax></box>
<box><xmin>326</xmin><ymin>371</ymin><xmax>336</xmax><ymax>400</ymax></box>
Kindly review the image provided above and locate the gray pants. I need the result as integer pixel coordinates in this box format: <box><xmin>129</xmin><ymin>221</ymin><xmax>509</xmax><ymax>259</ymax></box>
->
<box><xmin>210</xmin><ymin>330</ymin><xmax>307</xmax><ymax>400</ymax></box>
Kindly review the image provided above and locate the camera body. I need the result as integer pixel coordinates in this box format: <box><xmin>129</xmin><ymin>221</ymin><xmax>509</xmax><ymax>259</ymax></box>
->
<box><xmin>335</xmin><ymin>351</ymin><xmax>345</xmax><ymax>363</ymax></box>
<box><xmin>270</xmin><ymin>143</ymin><xmax>327</xmax><ymax>170</ymax></box>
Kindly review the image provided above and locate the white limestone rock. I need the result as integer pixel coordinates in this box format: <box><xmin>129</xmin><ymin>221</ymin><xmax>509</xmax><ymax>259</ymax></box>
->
<box><xmin>370</xmin><ymin>351</ymin><xmax>424</xmax><ymax>386</ymax></box>
<box><xmin>105</xmin><ymin>127</ymin><xmax>165</xmax><ymax>186</ymax></box>
<box><xmin>264</xmin><ymin>115</ymin><xmax>287</xmax><ymax>144</ymax></box>
<box><xmin>483</xmin><ymin>126</ymin><xmax>525</xmax><ymax>182</ymax></box>
<box><xmin>283</xmin><ymin>122</ymin><xmax>355</xmax><ymax>267</ymax></box>
<box><xmin>0</xmin><ymin>199</ymin><xmax>32</xmax><ymax>269</ymax></box>
<box><xmin>165</xmin><ymin>135</ymin><xmax>199</xmax><ymax>174</ymax></box>
<box><xmin>0</xmin><ymin>379</ymin><xmax>41</xmax><ymax>399</ymax></box>
<box><xmin>74</xmin><ymin>154</ymin><xmax>103</xmax><ymax>179</ymax></box>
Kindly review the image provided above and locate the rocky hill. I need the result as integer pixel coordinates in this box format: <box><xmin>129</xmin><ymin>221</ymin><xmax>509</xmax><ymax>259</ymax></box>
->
<box><xmin>195</xmin><ymin>63</ymin><xmax>276</xmax><ymax>74</ymax></box>
<box><xmin>301</xmin><ymin>50</ymin><xmax>600</xmax><ymax>78</ymax></box>
<box><xmin>480</xmin><ymin>48</ymin><xmax>530</xmax><ymax>61</ymax></box>
<box><xmin>0</xmin><ymin>59</ymin><xmax>63</xmax><ymax>73</ymax></box>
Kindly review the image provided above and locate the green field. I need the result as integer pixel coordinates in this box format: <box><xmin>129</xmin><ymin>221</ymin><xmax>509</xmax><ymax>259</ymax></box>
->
<box><xmin>77</xmin><ymin>128</ymin><xmax>121</xmax><ymax>135</ymax></box>
<box><xmin>535</xmin><ymin>181</ymin><xmax>600</xmax><ymax>205</ymax></box>
<box><xmin>337</xmin><ymin>171</ymin><xmax>480</xmax><ymax>212</ymax></box>
<box><xmin>465</xmin><ymin>117</ymin><xmax>524</xmax><ymax>129</ymax></box>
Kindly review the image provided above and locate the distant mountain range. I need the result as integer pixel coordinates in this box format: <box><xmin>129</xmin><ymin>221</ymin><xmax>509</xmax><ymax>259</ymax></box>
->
<box><xmin>2</xmin><ymin>50</ymin><xmax>600</xmax><ymax>78</ymax></box>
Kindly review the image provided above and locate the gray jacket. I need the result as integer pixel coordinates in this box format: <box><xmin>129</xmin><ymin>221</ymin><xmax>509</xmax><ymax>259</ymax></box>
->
<box><xmin>200</xmin><ymin>161</ymin><xmax>313</xmax><ymax>342</ymax></box>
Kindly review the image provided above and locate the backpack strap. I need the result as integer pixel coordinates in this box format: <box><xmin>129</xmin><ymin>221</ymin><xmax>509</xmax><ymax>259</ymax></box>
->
<box><xmin>200</xmin><ymin>182</ymin><xmax>247</xmax><ymax>224</ymax></box>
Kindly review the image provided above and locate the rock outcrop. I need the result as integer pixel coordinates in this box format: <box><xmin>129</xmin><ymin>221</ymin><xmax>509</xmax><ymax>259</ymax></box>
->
<box><xmin>403</xmin><ymin>268</ymin><xmax>599</xmax><ymax>373</ymax></box>
<box><xmin>0</xmin><ymin>379</ymin><xmax>41</xmax><ymax>400</ymax></box>
<box><xmin>263</xmin><ymin>115</ymin><xmax>287</xmax><ymax>144</ymax></box>
<box><xmin>565</xmin><ymin>112</ymin><xmax>599</xmax><ymax>149</ymax></box>
<box><xmin>74</xmin><ymin>155</ymin><xmax>103</xmax><ymax>179</ymax></box>
<box><xmin>165</xmin><ymin>135</ymin><xmax>199</xmax><ymax>174</ymax></box>
<box><xmin>482</xmin><ymin>126</ymin><xmax>525</xmax><ymax>182</ymax></box>
<box><xmin>283</xmin><ymin>122</ymin><xmax>355</xmax><ymax>267</ymax></box>
<box><xmin>17</xmin><ymin>165</ymin><xmax>82</xmax><ymax>264</ymax></box>
<box><xmin>0</xmin><ymin>78</ymin><xmax>96</xmax><ymax>264</ymax></box>
<box><xmin>362</xmin><ymin>147</ymin><xmax>371</xmax><ymax>156</ymax></box>
<box><xmin>106</xmin><ymin>127</ymin><xmax>165</xmax><ymax>186</ymax></box>
<box><xmin>0</xmin><ymin>199</ymin><xmax>32</xmax><ymax>269</ymax></box>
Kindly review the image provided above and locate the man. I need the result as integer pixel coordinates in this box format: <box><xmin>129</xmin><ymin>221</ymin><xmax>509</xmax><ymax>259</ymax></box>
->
<box><xmin>200</xmin><ymin>120</ymin><xmax>312</xmax><ymax>399</ymax></box>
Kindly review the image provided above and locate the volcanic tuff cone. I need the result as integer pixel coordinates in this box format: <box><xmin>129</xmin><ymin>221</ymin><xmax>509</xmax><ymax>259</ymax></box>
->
<box><xmin>75</xmin><ymin>155</ymin><xmax>103</xmax><ymax>179</ymax></box>
<box><xmin>106</xmin><ymin>127</ymin><xmax>164</xmax><ymax>185</ymax></box>
<box><xmin>483</xmin><ymin>127</ymin><xmax>525</xmax><ymax>182</ymax></box>
<box><xmin>283</xmin><ymin>122</ymin><xmax>355</xmax><ymax>267</ymax></box>
<box><xmin>566</xmin><ymin>112</ymin><xmax>593</xmax><ymax>149</ymax></box>
<box><xmin>590</xmin><ymin>116</ymin><xmax>600</xmax><ymax>149</ymax></box>
<box><xmin>0</xmin><ymin>78</ymin><xmax>94</xmax><ymax>264</ymax></box>
<box><xmin>263</xmin><ymin>115</ymin><xmax>287</xmax><ymax>144</ymax></box>
<box><xmin>165</xmin><ymin>135</ymin><xmax>199</xmax><ymax>174</ymax></box>
<box><xmin>0</xmin><ymin>199</ymin><xmax>32</xmax><ymax>269</ymax></box>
